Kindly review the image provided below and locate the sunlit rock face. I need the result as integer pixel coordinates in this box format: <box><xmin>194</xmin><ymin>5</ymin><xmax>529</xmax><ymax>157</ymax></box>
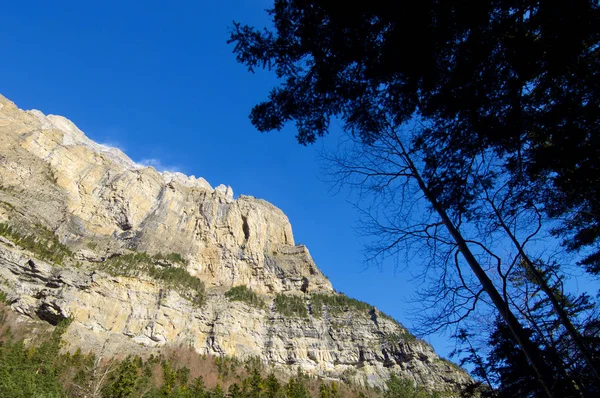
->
<box><xmin>0</xmin><ymin>94</ymin><xmax>471</xmax><ymax>391</ymax></box>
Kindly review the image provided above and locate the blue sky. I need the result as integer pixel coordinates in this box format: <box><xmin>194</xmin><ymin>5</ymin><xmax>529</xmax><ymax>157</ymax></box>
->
<box><xmin>1</xmin><ymin>0</ymin><xmax>429</xmax><ymax>348</ymax></box>
<box><xmin>3</xmin><ymin>1</ymin><xmax>596</xmax><ymax>362</ymax></box>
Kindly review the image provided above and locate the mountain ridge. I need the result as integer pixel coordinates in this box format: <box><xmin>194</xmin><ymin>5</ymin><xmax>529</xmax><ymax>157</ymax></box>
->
<box><xmin>0</xmin><ymin>93</ymin><xmax>471</xmax><ymax>392</ymax></box>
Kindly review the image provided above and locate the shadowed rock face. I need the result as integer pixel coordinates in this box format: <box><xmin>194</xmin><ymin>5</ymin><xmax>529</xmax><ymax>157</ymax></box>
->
<box><xmin>0</xmin><ymin>94</ymin><xmax>471</xmax><ymax>391</ymax></box>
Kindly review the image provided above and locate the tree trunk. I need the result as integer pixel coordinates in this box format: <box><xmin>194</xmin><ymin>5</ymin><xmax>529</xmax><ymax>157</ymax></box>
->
<box><xmin>492</xmin><ymin>202</ymin><xmax>600</xmax><ymax>386</ymax></box>
<box><xmin>402</xmin><ymin>150</ymin><xmax>557</xmax><ymax>398</ymax></box>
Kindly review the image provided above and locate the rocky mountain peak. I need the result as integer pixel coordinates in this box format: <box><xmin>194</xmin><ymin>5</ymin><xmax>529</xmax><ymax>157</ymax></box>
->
<box><xmin>0</xmin><ymin>93</ymin><xmax>471</xmax><ymax>392</ymax></box>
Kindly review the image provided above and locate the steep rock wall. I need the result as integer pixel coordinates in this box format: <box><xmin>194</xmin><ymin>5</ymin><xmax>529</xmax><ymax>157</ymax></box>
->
<box><xmin>0</xmin><ymin>94</ymin><xmax>470</xmax><ymax>391</ymax></box>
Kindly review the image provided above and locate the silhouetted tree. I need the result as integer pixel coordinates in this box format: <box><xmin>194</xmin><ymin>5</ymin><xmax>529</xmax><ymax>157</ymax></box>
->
<box><xmin>229</xmin><ymin>1</ymin><xmax>600</xmax><ymax>396</ymax></box>
<box><xmin>471</xmin><ymin>317</ymin><xmax>588</xmax><ymax>398</ymax></box>
<box><xmin>230</xmin><ymin>1</ymin><xmax>600</xmax><ymax>268</ymax></box>
<box><xmin>264</xmin><ymin>374</ymin><xmax>283</xmax><ymax>398</ymax></box>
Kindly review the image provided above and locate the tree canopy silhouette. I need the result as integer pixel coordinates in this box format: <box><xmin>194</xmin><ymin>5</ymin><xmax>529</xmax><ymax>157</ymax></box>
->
<box><xmin>229</xmin><ymin>1</ymin><xmax>600</xmax><ymax>396</ymax></box>
<box><xmin>229</xmin><ymin>0</ymin><xmax>600</xmax><ymax>270</ymax></box>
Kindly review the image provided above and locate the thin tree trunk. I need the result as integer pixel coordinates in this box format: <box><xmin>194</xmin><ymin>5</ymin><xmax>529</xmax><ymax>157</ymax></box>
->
<box><xmin>463</xmin><ymin>333</ymin><xmax>497</xmax><ymax>396</ymax></box>
<box><xmin>398</xmin><ymin>147</ymin><xmax>557</xmax><ymax>398</ymax></box>
<box><xmin>491</xmin><ymin>201</ymin><xmax>600</xmax><ymax>387</ymax></box>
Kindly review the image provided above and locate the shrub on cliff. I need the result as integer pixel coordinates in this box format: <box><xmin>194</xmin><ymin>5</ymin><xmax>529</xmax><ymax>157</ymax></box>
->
<box><xmin>103</xmin><ymin>252</ymin><xmax>205</xmax><ymax>306</ymax></box>
<box><xmin>225</xmin><ymin>285</ymin><xmax>266</xmax><ymax>310</ymax></box>
<box><xmin>274</xmin><ymin>294</ymin><xmax>308</xmax><ymax>318</ymax></box>
<box><xmin>0</xmin><ymin>222</ymin><xmax>72</xmax><ymax>265</ymax></box>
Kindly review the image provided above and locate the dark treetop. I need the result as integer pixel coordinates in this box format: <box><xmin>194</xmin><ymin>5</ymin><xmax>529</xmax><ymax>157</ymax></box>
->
<box><xmin>229</xmin><ymin>0</ymin><xmax>600</xmax><ymax>271</ymax></box>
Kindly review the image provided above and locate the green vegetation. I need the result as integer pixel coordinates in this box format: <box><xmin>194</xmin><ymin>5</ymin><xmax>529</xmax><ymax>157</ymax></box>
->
<box><xmin>0</xmin><ymin>316</ymin><xmax>79</xmax><ymax>398</ymax></box>
<box><xmin>100</xmin><ymin>357</ymin><xmax>352</xmax><ymax>398</ymax></box>
<box><xmin>274</xmin><ymin>294</ymin><xmax>308</xmax><ymax>318</ymax></box>
<box><xmin>153</xmin><ymin>252</ymin><xmax>187</xmax><ymax>265</ymax></box>
<box><xmin>0</xmin><ymin>222</ymin><xmax>72</xmax><ymax>265</ymax></box>
<box><xmin>103</xmin><ymin>252</ymin><xmax>204</xmax><ymax>306</ymax></box>
<box><xmin>308</xmin><ymin>294</ymin><xmax>420</xmax><ymax>347</ymax></box>
<box><xmin>383</xmin><ymin>330</ymin><xmax>420</xmax><ymax>346</ymax></box>
<box><xmin>399</xmin><ymin>330</ymin><xmax>417</xmax><ymax>344</ymax></box>
<box><xmin>215</xmin><ymin>355</ymin><xmax>242</xmax><ymax>379</ymax></box>
<box><xmin>319</xmin><ymin>381</ymin><xmax>341</xmax><ymax>398</ymax></box>
<box><xmin>0</xmin><ymin>302</ymin><xmax>414</xmax><ymax>397</ymax></box>
<box><xmin>309</xmin><ymin>293</ymin><xmax>372</xmax><ymax>318</ymax></box>
<box><xmin>384</xmin><ymin>374</ymin><xmax>447</xmax><ymax>398</ymax></box>
<box><xmin>225</xmin><ymin>285</ymin><xmax>266</xmax><ymax>309</ymax></box>
<box><xmin>101</xmin><ymin>354</ymin><xmax>215</xmax><ymax>398</ymax></box>
<box><xmin>285</xmin><ymin>374</ymin><xmax>310</xmax><ymax>398</ymax></box>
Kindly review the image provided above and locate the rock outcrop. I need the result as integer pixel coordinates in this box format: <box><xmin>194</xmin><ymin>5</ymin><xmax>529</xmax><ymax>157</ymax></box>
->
<box><xmin>0</xmin><ymin>94</ymin><xmax>470</xmax><ymax>391</ymax></box>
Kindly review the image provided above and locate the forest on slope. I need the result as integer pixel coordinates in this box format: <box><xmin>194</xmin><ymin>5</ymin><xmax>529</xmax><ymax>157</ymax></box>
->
<box><xmin>0</xmin><ymin>301</ymin><xmax>443</xmax><ymax>398</ymax></box>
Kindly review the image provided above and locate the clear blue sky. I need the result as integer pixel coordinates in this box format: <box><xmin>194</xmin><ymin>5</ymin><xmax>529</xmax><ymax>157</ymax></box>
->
<box><xmin>9</xmin><ymin>0</ymin><xmax>587</xmax><ymax>361</ymax></box>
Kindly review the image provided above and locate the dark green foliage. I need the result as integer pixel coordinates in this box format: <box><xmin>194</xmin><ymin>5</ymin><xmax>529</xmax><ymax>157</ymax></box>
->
<box><xmin>384</xmin><ymin>374</ymin><xmax>443</xmax><ymax>398</ymax></box>
<box><xmin>0</xmin><ymin>341</ymin><xmax>66</xmax><ymax>397</ymax></box>
<box><xmin>153</xmin><ymin>252</ymin><xmax>188</xmax><ymax>265</ymax></box>
<box><xmin>274</xmin><ymin>294</ymin><xmax>308</xmax><ymax>318</ymax></box>
<box><xmin>308</xmin><ymin>295</ymin><xmax>412</xmax><ymax>344</ymax></box>
<box><xmin>211</xmin><ymin>383</ymin><xmax>226</xmax><ymax>397</ymax></box>
<box><xmin>263</xmin><ymin>373</ymin><xmax>283</xmax><ymax>398</ymax></box>
<box><xmin>215</xmin><ymin>355</ymin><xmax>241</xmax><ymax>379</ymax></box>
<box><xmin>309</xmin><ymin>293</ymin><xmax>371</xmax><ymax>318</ymax></box>
<box><xmin>481</xmin><ymin>261</ymin><xmax>600</xmax><ymax>397</ymax></box>
<box><xmin>0</xmin><ymin>318</ymin><xmax>75</xmax><ymax>398</ymax></box>
<box><xmin>102</xmin><ymin>357</ymin><xmax>140</xmax><ymax>398</ymax></box>
<box><xmin>228</xmin><ymin>383</ymin><xmax>243</xmax><ymax>398</ymax></box>
<box><xmin>0</xmin><ymin>304</ymin><xmax>381</xmax><ymax>398</ymax></box>
<box><xmin>243</xmin><ymin>356</ymin><xmax>264</xmax><ymax>374</ymax></box>
<box><xmin>103</xmin><ymin>253</ymin><xmax>205</xmax><ymax>306</ymax></box>
<box><xmin>189</xmin><ymin>376</ymin><xmax>207</xmax><ymax>396</ymax></box>
<box><xmin>319</xmin><ymin>382</ymin><xmax>340</xmax><ymax>398</ymax></box>
<box><xmin>284</xmin><ymin>376</ymin><xmax>310</xmax><ymax>398</ymax></box>
<box><xmin>0</xmin><ymin>222</ymin><xmax>72</xmax><ymax>265</ymax></box>
<box><xmin>246</xmin><ymin>367</ymin><xmax>264</xmax><ymax>398</ymax></box>
<box><xmin>101</xmin><ymin>355</ymin><xmax>199</xmax><ymax>398</ymax></box>
<box><xmin>466</xmin><ymin>319</ymin><xmax>569</xmax><ymax>398</ymax></box>
<box><xmin>457</xmin><ymin>313</ymin><xmax>600</xmax><ymax>398</ymax></box>
<box><xmin>100</xmin><ymin>357</ymin><xmax>311</xmax><ymax>398</ymax></box>
<box><xmin>225</xmin><ymin>285</ymin><xmax>266</xmax><ymax>309</ymax></box>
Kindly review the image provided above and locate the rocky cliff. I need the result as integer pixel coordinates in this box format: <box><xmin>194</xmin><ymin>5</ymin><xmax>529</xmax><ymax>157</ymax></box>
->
<box><xmin>0</xmin><ymin>94</ymin><xmax>470</xmax><ymax>392</ymax></box>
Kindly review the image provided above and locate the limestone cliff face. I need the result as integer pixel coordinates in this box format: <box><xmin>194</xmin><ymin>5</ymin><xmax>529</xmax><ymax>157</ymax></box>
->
<box><xmin>0</xmin><ymin>94</ymin><xmax>470</xmax><ymax>391</ymax></box>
